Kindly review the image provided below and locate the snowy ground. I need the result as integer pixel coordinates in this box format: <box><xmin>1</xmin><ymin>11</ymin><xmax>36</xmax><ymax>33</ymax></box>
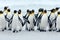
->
<box><xmin>0</xmin><ymin>31</ymin><xmax>60</xmax><ymax>40</ymax></box>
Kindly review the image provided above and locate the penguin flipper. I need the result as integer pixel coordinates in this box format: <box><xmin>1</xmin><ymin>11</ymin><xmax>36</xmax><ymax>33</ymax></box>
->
<box><xmin>5</xmin><ymin>15</ymin><xmax>10</xmax><ymax>22</ymax></box>
<box><xmin>33</xmin><ymin>18</ymin><xmax>36</xmax><ymax>26</ymax></box>
<box><xmin>18</xmin><ymin>16</ymin><xmax>24</xmax><ymax>26</ymax></box>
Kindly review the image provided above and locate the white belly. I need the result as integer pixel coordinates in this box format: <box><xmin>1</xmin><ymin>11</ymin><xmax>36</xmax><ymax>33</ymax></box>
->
<box><xmin>40</xmin><ymin>14</ymin><xmax>49</xmax><ymax>30</ymax></box>
<box><xmin>12</xmin><ymin>15</ymin><xmax>22</xmax><ymax>30</ymax></box>
<box><xmin>50</xmin><ymin>14</ymin><xmax>56</xmax><ymax>21</ymax></box>
<box><xmin>0</xmin><ymin>15</ymin><xmax>6</xmax><ymax>30</ymax></box>
<box><xmin>56</xmin><ymin>16</ymin><xmax>60</xmax><ymax>29</ymax></box>
<box><xmin>27</xmin><ymin>15</ymin><xmax>35</xmax><ymax>29</ymax></box>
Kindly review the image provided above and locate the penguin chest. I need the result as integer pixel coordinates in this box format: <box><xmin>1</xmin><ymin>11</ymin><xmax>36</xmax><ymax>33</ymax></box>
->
<box><xmin>13</xmin><ymin>15</ymin><xmax>19</xmax><ymax>23</ymax></box>
<box><xmin>40</xmin><ymin>14</ymin><xmax>48</xmax><ymax>26</ymax></box>
<box><xmin>28</xmin><ymin>15</ymin><xmax>34</xmax><ymax>23</ymax></box>
<box><xmin>7</xmin><ymin>14</ymin><xmax>12</xmax><ymax>19</ymax></box>
<box><xmin>28</xmin><ymin>15</ymin><xmax>34</xmax><ymax>27</ymax></box>
<box><xmin>12</xmin><ymin>15</ymin><xmax>22</xmax><ymax>26</ymax></box>
<box><xmin>50</xmin><ymin>14</ymin><xmax>55</xmax><ymax>21</ymax></box>
<box><xmin>0</xmin><ymin>15</ymin><xmax>6</xmax><ymax>27</ymax></box>
<box><xmin>56</xmin><ymin>16</ymin><xmax>60</xmax><ymax>26</ymax></box>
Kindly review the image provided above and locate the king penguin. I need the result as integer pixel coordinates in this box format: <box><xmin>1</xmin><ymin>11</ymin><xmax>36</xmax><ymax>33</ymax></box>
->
<box><xmin>40</xmin><ymin>10</ymin><xmax>49</xmax><ymax>31</ymax></box>
<box><xmin>3</xmin><ymin>6</ymin><xmax>8</xmax><ymax>30</ymax></box>
<box><xmin>48</xmin><ymin>9</ymin><xmax>57</xmax><ymax>31</ymax></box>
<box><xmin>26</xmin><ymin>10</ymin><xmax>35</xmax><ymax>31</ymax></box>
<box><xmin>56</xmin><ymin>12</ymin><xmax>60</xmax><ymax>32</ymax></box>
<box><xmin>5</xmin><ymin>9</ymin><xmax>13</xmax><ymax>31</ymax></box>
<box><xmin>36</xmin><ymin>8</ymin><xmax>44</xmax><ymax>31</ymax></box>
<box><xmin>18</xmin><ymin>9</ymin><xmax>24</xmax><ymax>31</ymax></box>
<box><xmin>0</xmin><ymin>11</ymin><xmax>6</xmax><ymax>31</ymax></box>
<box><xmin>23</xmin><ymin>9</ymin><xmax>30</xmax><ymax>31</ymax></box>
<box><xmin>12</xmin><ymin>10</ymin><xmax>23</xmax><ymax>33</ymax></box>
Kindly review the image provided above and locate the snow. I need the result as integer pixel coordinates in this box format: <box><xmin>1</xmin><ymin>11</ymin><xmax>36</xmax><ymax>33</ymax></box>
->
<box><xmin>0</xmin><ymin>0</ymin><xmax>60</xmax><ymax>40</ymax></box>
<box><xmin>0</xmin><ymin>31</ymin><xmax>60</xmax><ymax>40</ymax></box>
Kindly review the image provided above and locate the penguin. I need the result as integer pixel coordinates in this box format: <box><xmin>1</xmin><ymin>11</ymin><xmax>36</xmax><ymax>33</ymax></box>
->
<box><xmin>12</xmin><ymin>10</ymin><xmax>23</xmax><ymax>33</ymax></box>
<box><xmin>54</xmin><ymin>7</ymin><xmax>59</xmax><ymax>16</ymax></box>
<box><xmin>23</xmin><ymin>9</ymin><xmax>30</xmax><ymax>31</ymax></box>
<box><xmin>3</xmin><ymin>6</ymin><xmax>8</xmax><ymax>30</ymax></box>
<box><xmin>36</xmin><ymin>8</ymin><xmax>44</xmax><ymax>31</ymax></box>
<box><xmin>26</xmin><ymin>10</ymin><xmax>35</xmax><ymax>31</ymax></box>
<box><xmin>39</xmin><ymin>10</ymin><xmax>49</xmax><ymax>32</ymax></box>
<box><xmin>56</xmin><ymin>12</ymin><xmax>60</xmax><ymax>32</ymax></box>
<box><xmin>0</xmin><ymin>11</ymin><xmax>6</xmax><ymax>31</ymax></box>
<box><xmin>48</xmin><ymin>9</ymin><xmax>57</xmax><ymax>31</ymax></box>
<box><xmin>18</xmin><ymin>9</ymin><xmax>24</xmax><ymax>31</ymax></box>
<box><xmin>5</xmin><ymin>9</ymin><xmax>13</xmax><ymax>31</ymax></box>
<box><xmin>3</xmin><ymin>6</ymin><xmax>8</xmax><ymax>15</ymax></box>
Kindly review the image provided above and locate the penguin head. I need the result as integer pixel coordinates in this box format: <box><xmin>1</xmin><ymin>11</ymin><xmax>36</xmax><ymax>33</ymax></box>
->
<box><xmin>4</xmin><ymin>6</ymin><xmax>8</xmax><ymax>11</ymax></box>
<box><xmin>58</xmin><ymin>12</ymin><xmax>60</xmax><ymax>15</ymax></box>
<box><xmin>31</xmin><ymin>10</ymin><xmax>34</xmax><ymax>14</ymax></box>
<box><xmin>43</xmin><ymin>10</ymin><xmax>47</xmax><ymax>14</ymax></box>
<box><xmin>55</xmin><ymin>7</ymin><xmax>59</xmax><ymax>11</ymax></box>
<box><xmin>14</xmin><ymin>10</ymin><xmax>17</xmax><ymax>14</ymax></box>
<box><xmin>27</xmin><ymin>9</ymin><xmax>30</xmax><ymax>14</ymax></box>
<box><xmin>38</xmin><ymin>8</ymin><xmax>44</xmax><ymax>12</ymax></box>
<box><xmin>18</xmin><ymin>9</ymin><xmax>21</xmax><ymax>14</ymax></box>
<box><xmin>0</xmin><ymin>11</ymin><xmax>3</xmax><ymax>14</ymax></box>
<box><xmin>51</xmin><ymin>9</ymin><xmax>55</xmax><ymax>13</ymax></box>
<box><xmin>7</xmin><ymin>9</ymin><xmax>10</xmax><ymax>12</ymax></box>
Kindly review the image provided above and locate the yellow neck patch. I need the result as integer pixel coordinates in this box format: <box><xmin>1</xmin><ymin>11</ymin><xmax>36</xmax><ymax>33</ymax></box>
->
<box><xmin>18</xmin><ymin>13</ymin><xmax>21</xmax><ymax>16</ymax></box>
<box><xmin>58</xmin><ymin>14</ymin><xmax>60</xmax><ymax>16</ymax></box>
<box><xmin>7</xmin><ymin>12</ymin><xmax>10</xmax><ymax>14</ymax></box>
<box><xmin>0</xmin><ymin>14</ymin><xmax>3</xmax><ymax>16</ymax></box>
<box><xmin>30</xmin><ymin>13</ymin><xmax>34</xmax><ymax>16</ymax></box>
<box><xmin>14</xmin><ymin>13</ymin><xmax>17</xmax><ymax>16</ymax></box>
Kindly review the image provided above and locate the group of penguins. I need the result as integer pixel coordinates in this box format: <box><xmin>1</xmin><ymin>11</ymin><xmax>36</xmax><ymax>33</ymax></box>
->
<box><xmin>0</xmin><ymin>6</ymin><xmax>60</xmax><ymax>33</ymax></box>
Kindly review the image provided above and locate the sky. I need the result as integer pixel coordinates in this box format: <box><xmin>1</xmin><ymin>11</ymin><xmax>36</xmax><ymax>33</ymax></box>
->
<box><xmin>0</xmin><ymin>0</ymin><xmax>60</xmax><ymax>13</ymax></box>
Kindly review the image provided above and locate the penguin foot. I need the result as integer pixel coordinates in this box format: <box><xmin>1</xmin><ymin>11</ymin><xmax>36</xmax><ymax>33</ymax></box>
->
<box><xmin>40</xmin><ymin>29</ymin><xmax>46</xmax><ymax>32</ymax></box>
<box><xmin>2</xmin><ymin>29</ymin><xmax>4</xmax><ymax>31</ymax></box>
<box><xmin>16</xmin><ymin>30</ymin><xmax>19</xmax><ymax>33</ymax></box>
<box><xmin>4</xmin><ymin>27</ymin><xmax>7</xmax><ymax>30</ymax></box>
<box><xmin>31</xmin><ymin>28</ymin><xmax>34</xmax><ymax>31</ymax></box>
<box><xmin>19</xmin><ymin>30</ymin><xmax>21</xmax><ymax>31</ymax></box>
<box><xmin>53</xmin><ymin>28</ymin><xmax>57</xmax><ymax>31</ymax></box>
<box><xmin>57</xmin><ymin>30</ymin><xmax>60</xmax><ymax>32</ymax></box>
<box><xmin>13</xmin><ymin>30</ymin><xmax>16</xmax><ymax>33</ymax></box>
<box><xmin>8</xmin><ymin>28</ymin><xmax>12</xmax><ymax>31</ymax></box>
<box><xmin>49</xmin><ymin>29</ymin><xmax>52</xmax><ymax>31</ymax></box>
<box><xmin>28</xmin><ymin>29</ymin><xmax>31</xmax><ymax>31</ymax></box>
<box><xmin>37</xmin><ymin>28</ymin><xmax>40</xmax><ymax>31</ymax></box>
